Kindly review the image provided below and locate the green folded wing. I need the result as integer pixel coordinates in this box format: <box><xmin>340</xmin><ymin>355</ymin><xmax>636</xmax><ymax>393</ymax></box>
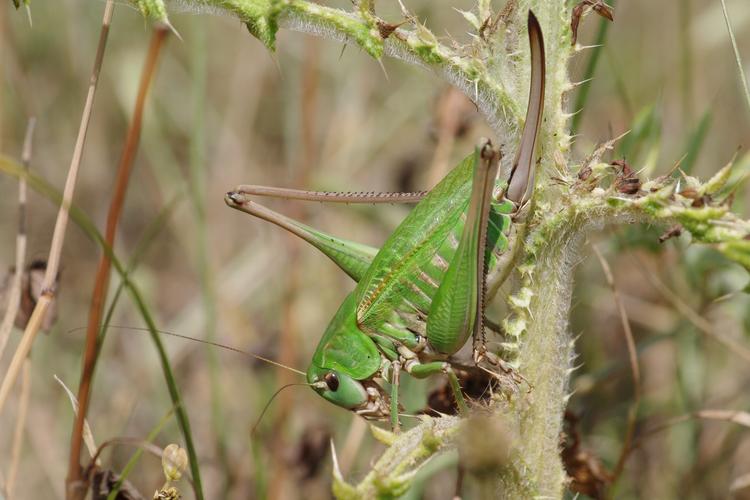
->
<box><xmin>354</xmin><ymin>153</ymin><xmax>475</xmax><ymax>328</ymax></box>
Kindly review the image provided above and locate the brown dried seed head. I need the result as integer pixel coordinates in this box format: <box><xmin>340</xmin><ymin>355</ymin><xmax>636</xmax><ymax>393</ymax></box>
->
<box><xmin>578</xmin><ymin>165</ymin><xmax>593</xmax><ymax>181</ymax></box>
<box><xmin>678</xmin><ymin>187</ymin><xmax>699</xmax><ymax>199</ymax></box>
<box><xmin>571</xmin><ymin>1</ymin><xmax>614</xmax><ymax>45</ymax></box>
<box><xmin>377</xmin><ymin>21</ymin><xmax>398</xmax><ymax>39</ymax></box>
<box><xmin>659</xmin><ymin>225</ymin><xmax>683</xmax><ymax>243</ymax></box>
<box><xmin>562</xmin><ymin>411</ymin><xmax>612</xmax><ymax>499</ymax></box>
<box><xmin>153</xmin><ymin>486</ymin><xmax>181</xmax><ymax>500</ymax></box>
<box><xmin>616</xmin><ymin>176</ymin><xmax>641</xmax><ymax>195</ymax></box>
<box><xmin>610</xmin><ymin>159</ymin><xmax>633</xmax><ymax>176</ymax></box>
<box><xmin>592</xmin><ymin>2</ymin><xmax>615</xmax><ymax>21</ymax></box>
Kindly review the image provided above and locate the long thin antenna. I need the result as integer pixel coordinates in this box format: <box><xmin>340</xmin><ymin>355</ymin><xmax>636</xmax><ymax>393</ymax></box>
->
<box><xmin>67</xmin><ymin>325</ymin><xmax>306</xmax><ymax>376</ymax></box>
<box><xmin>250</xmin><ymin>383</ymin><xmax>311</xmax><ymax>436</ymax></box>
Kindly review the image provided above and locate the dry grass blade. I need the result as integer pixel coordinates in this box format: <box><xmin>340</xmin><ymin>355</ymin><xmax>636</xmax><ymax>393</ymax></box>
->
<box><xmin>55</xmin><ymin>375</ymin><xmax>99</xmax><ymax>464</ymax></box>
<box><xmin>67</xmin><ymin>25</ymin><xmax>170</xmax><ymax>499</ymax></box>
<box><xmin>0</xmin><ymin>118</ymin><xmax>34</xmax><ymax>361</ymax></box>
<box><xmin>639</xmin><ymin>409</ymin><xmax>750</xmax><ymax>443</ymax></box>
<box><xmin>0</xmin><ymin>0</ymin><xmax>114</xmax><ymax>419</ymax></box>
<box><xmin>6</xmin><ymin>357</ymin><xmax>31</xmax><ymax>499</ymax></box>
<box><xmin>633</xmin><ymin>255</ymin><xmax>750</xmax><ymax>363</ymax></box>
<box><xmin>592</xmin><ymin>245</ymin><xmax>641</xmax><ymax>484</ymax></box>
<box><xmin>731</xmin><ymin>473</ymin><xmax>750</xmax><ymax>494</ymax></box>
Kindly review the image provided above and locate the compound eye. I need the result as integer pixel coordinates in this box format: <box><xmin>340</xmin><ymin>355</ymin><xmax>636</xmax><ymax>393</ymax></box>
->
<box><xmin>324</xmin><ymin>372</ymin><xmax>340</xmax><ymax>392</ymax></box>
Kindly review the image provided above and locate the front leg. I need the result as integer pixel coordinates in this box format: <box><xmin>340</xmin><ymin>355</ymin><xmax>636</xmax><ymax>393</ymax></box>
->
<box><xmin>406</xmin><ymin>360</ymin><xmax>469</xmax><ymax>415</ymax></box>
<box><xmin>389</xmin><ymin>360</ymin><xmax>402</xmax><ymax>432</ymax></box>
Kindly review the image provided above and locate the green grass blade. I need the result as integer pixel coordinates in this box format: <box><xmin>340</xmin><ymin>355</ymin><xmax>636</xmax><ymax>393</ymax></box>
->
<box><xmin>680</xmin><ymin>109</ymin><xmax>712</xmax><ymax>175</ymax></box>
<box><xmin>605</xmin><ymin>48</ymin><xmax>633</xmax><ymax>117</ymax></box>
<box><xmin>720</xmin><ymin>0</ymin><xmax>750</xmax><ymax>114</ymax></box>
<box><xmin>188</xmin><ymin>18</ymin><xmax>231</xmax><ymax>494</ymax></box>
<box><xmin>616</xmin><ymin>104</ymin><xmax>659</xmax><ymax>161</ymax></box>
<box><xmin>0</xmin><ymin>156</ymin><xmax>205</xmax><ymax>500</ymax></box>
<box><xmin>571</xmin><ymin>0</ymin><xmax>617</xmax><ymax>136</ymax></box>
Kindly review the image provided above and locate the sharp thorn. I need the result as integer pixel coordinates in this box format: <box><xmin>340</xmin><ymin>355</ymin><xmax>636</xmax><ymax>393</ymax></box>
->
<box><xmin>377</xmin><ymin>58</ymin><xmax>390</xmax><ymax>81</ymax></box>
<box><xmin>575</xmin><ymin>43</ymin><xmax>604</xmax><ymax>52</ymax></box>
<box><xmin>330</xmin><ymin>439</ymin><xmax>344</xmax><ymax>481</ymax></box>
<box><xmin>569</xmin><ymin>77</ymin><xmax>594</xmax><ymax>89</ymax></box>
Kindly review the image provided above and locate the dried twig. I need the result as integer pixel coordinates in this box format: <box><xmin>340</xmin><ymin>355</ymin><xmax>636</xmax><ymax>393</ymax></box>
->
<box><xmin>591</xmin><ymin>245</ymin><xmax>640</xmax><ymax>483</ymax></box>
<box><xmin>66</xmin><ymin>25</ymin><xmax>169</xmax><ymax>499</ymax></box>
<box><xmin>0</xmin><ymin>118</ymin><xmax>34</xmax><ymax>361</ymax></box>
<box><xmin>0</xmin><ymin>0</ymin><xmax>115</xmax><ymax>419</ymax></box>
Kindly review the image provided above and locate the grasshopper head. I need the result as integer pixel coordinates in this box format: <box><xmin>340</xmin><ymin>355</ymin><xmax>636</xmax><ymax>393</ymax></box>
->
<box><xmin>307</xmin><ymin>365</ymin><xmax>390</xmax><ymax>419</ymax></box>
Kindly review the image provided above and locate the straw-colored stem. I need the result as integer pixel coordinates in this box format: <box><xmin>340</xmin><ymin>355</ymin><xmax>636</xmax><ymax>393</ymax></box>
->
<box><xmin>0</xmin><ymin>118</ymin><xmax>34</xmax><ymax>362</ymax></box>
<box><xmin>66</xmin><ymin>26</ymin><xmax>169</xmax><ymax>500</ymax></box>
<box><xmin>0</xmin><ymin>0</ymin><xmax>114</xmax><ymax>422</ymax></box>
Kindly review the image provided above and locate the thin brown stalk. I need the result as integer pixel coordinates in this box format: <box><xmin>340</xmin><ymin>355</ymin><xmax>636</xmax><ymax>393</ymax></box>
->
<box><xmin>633</xmin><ymin>255</ymin><xmax>750</xmax><ymax>363</ymax></box>
<box><xmin>66</xmin><ymin>26</ymin><xmax>169</xmax><ymax>499</ymax></box>
<box><xmin>0</xmin><ymin>0</ymin><xmax>114</xmax><ymax>417</ymax></box>
<box><xmin>6</xmin><ymin>357</ymin><xmax>31</xmax><ymax>499</ymax></box>
<box><xmin>0</xmin><ymin>118</ymin><xmax>34</xmax><ymax>361</ymax></box>
<box><xmin>591</xmin><ymin>245</ymin><xmax>641</xmax><ymax>483</ymax></box>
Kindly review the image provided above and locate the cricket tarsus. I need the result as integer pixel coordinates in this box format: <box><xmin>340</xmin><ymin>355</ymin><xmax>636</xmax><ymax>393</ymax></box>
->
<box><xmin>233</xmin><ymin>185</ymin><xmax>428</xmax><ymax>203</ymax></box>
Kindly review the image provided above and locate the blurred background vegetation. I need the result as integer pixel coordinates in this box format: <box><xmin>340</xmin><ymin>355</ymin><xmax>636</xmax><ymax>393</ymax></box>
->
<box><xmin>0</xmin><ymin>0</ymin><xmax>749</xmax><ymax>498</ymax></box>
